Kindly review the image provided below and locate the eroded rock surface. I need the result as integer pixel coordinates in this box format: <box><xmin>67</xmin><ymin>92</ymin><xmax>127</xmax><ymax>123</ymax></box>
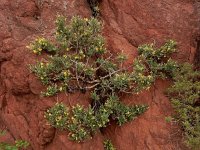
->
<box><xmin>0</xmin><ymin>0</ymin><xmax>199</xmax><ymax>149</ymax></box>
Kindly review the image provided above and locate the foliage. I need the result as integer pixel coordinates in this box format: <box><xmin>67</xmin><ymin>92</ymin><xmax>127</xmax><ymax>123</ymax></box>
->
<box><xmin>29</xmin><ymin>16</ymin><xmax>107</xmax><ymax>96</ymax></box>
<box><xmin>0</xmin><ymin>138</ymin><xmax>29</xmax><ymax>150</ymax></box>
<box><xmin>103</xmin><ymin>95</ymin><xmax>148</xmax><ymax>126</ymax></box>
<box><xmin>103</xmin><ymin>139</ymin><xmax>116</xmax><ymax>150</ymax></box>
<box><xmin>27</xmin><ymin>37</ymin><xmax>56</xmax><ymax>55</ymax></box>
<box><xmin>45</xmin><ymin>97</ymin><xmax>148</xmax><ymax>142</ymax></box>
<box><xmin>15</xmin><ymin>140</ymin><xmax>29</xmax><ymax>149</ymax></box>
<box><xmin>132</xmin><ymin>40</ymin><xmax>178</xmax><ymax>92</ymax></box>
<box><xmin>136</xmin><ymin>40</ymin><xmax>177</xmax><ymax>76</ymax></box>
<box><xmin>138</xmin><ymin>40</ymin><xmax>176</xmax><ymax>60</ymax></box>
<box><xmin>45</xmin><ymin>103</ymin><xmax>69</xmax><ymax>129</ymax></box>
<box><xmin>167</xmin><ymin>63</ymin><xmax>200</xmax><ymax>150</ymax></box>
<box><xmin>165</xmin><ymin>116</ymin><xmax>173</xmax><ymax>123</ymax></box>
<box><xmin>0</xmin><ymin>130</ymin><xmax>29</xmax><ymax>150</ymax></box>
<box><xmin>28</xmin><ymin>16</ymin><xmax>177</xmax><ymax>97</ymax></box>
<box><xmin>28</xmin><ymin>16</ymin><xmax>180</xmax><ymax>143</ymax></box>
<box><xmin>0</xmin><ymin>130</ymin><xmax>6</xmax><ymax>136</ymax></box>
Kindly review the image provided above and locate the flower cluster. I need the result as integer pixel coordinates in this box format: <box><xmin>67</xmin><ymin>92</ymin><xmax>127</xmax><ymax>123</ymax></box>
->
<box><xmin>27</xmin><ymin>37</ymin><xmax>56</xmax><ymax>55</ymax></box>
<box><xmin>138</xmin><ymin>40</ymin><xmax>176</xmax><ymax>60</ymax></box>
<box><xmin>131</xmin><ymin>40</ymin><xmax>178</xmax><ymax>93</ymax></box>
<box><xmin>45</xmin><ymin>103</ymin><xmax>69</xmax><ymax>129</ymax></box>
<box><xmin>56</xmin><ymin>15</ymin><xmax>106</xmax><ymax>56</ymax></box>
<box><xmin>132</xmin><ymin>58</ymin><xmax>154</xmax><ymax>92</ymax></box>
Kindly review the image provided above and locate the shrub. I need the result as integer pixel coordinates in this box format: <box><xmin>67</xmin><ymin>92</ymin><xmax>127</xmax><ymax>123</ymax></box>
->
<box><xmin>132</xmin><ymin>40</ymin><xmax>178</xmax><ymax>92</ymax></box>
<box><xmin>103</xmin><ymin>139</ymin><xmax>116</xmax><ymax>150</ymax></box>
<box><xmin>138</xmin><ymin>40</ymin><xmax>176</xmax><ymax>60</ymax></box>
<box><xmin>29</xmin><ymin>16</ymin><xmax>107</xmax><ymax>96</ymax></box>
<box><xmin>15</xmin><ymin>140</ymin><xmax>29</xmax><ymax>149</ymax></box>
<box><xmin>27</xmin><ymin>37</ymin><xmax>56</xmax><ymax>55</ymax></box>
<box><xmin>137</xmin><ymin>40</ymin><xmax>178</xmax><ymax>78</ymax></box>
<box><xmin>167</xmin><ymin>63</ymin><xmax>200</xmax><ymax>150</ymax></box>
<box><xmin>28</xmin><ymin>15</ymin><xmax>180</xmax><ymax>144</ymax></box>
<box><xmin>0</xmin><ymin>131</ymin><xmax>29</xmax><ymax>150</ymax></box>
<box><xmin>45</xmin><ymin>96</ymin><xmax>148</xmax><ymax>142</ymax></box>
<box><xmin>28</xmin><ymin>16</ymin><xmax>177</xmax><ymax>97</ymax></box>
<box><xmin>45</xmin><ymin>103</ymin><xmax>69</xmax><ymax>129</ymax></box>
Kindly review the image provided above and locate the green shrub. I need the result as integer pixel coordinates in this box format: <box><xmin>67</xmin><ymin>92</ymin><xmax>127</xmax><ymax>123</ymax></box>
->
<box><xmin>138</xmin><ymin>40</ymin><xmax>176</xmax><ymax>60</ymax></box>
<box><xmin>165</xmin><ymin>116</ymin><xmax>173</xmax><ymax>123</ymax></box>
<box><xmin>28</xmin><ymin>16</ymin><xmax>180</xmax><ymax>144</ymax></box>
<box><xmin>27</xmin><ymin>37</ymin><xmax>57</xmax><ymax>55</ymax></box>
<box><xmin>103</xmin><ymin>139</ymin><xmax>116</xmax><ymax>150</ymax></box>
<box><xmin>0</xmin><ymin>141</ymin><xmax>28</xmax><ymax>150</ymax></box>
<box><xmin>15</xmin><ymin>140</ymin><xmax>29</xmax><ymax>149</ymax></box>
<box><xmin>45</xmin><ymin>103</ymin><xmax>69</xmax><ymax>129</ymax></box>
<box><xmin>167</xmin><ymin>63</ymin><xmax>200</xmax><ymax>149</ymax></box>
<box><xmin>45</xmin><ymin>97</ymin><xmax>147</xmax><ymax>142</ymax></box>
<box><xmin>0</xmin><ymin>132</ymin><xmax>29</xmax><ymax>150</ymax></box>
<box><xmin>137</xmin><ymin>40</ymin><xmax>178</xmax><ymax>78</ymax></box>
<box><xmin>103</xmin><ymin>95</ymin><xmax>148</xmax><ymax>126</ymax></box>
<box><xmin>132</xmin><ymin>40</ymin><xmax>178</xmax><ymax>92</ymax></box>
<box><xmin>29</xmin><ymin>16</ymin><xmax>107</xmax><ymax>96</ymax></box>
<box><xmin>29</xmin><ymin>16</ymin><xmax>177</xmax><ymax>97</ymax></box>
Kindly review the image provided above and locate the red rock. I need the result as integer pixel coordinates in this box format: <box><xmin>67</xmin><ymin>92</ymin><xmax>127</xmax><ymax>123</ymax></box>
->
<box><xmin>0</xmin><ymin>0</ymin><xmax>199</xmax><ymax>149</ymax></box>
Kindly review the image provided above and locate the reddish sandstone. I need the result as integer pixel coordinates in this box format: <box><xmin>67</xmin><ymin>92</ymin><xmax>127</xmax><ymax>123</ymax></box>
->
<box><xmin>0</xmin><ymin>0</ymin><xmax>199</xmax><ymax>149</ymax></box>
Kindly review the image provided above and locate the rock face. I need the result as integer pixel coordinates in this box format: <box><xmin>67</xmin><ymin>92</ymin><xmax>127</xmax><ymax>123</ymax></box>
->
<box><xmin>0</xmin><ymin>0</ymin><xmax>199</xmax><ymax>149</ymax></box>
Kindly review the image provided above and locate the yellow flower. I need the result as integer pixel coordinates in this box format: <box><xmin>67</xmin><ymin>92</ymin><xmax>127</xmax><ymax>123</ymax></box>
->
<box><xmin>26</xmin><ymin>45</ymin><xmax>30</xmax><ymax>49</ymax></box>
<box><xmin>59</xmin><ymin>87</ymin><xmax>63</xmax><ymax>91</ymax></box>
<box><xmin>33</xmin><ymin>50</ymin><xmax>37</xmax><ymax>54</ymax></box>
<box><xmin>57</xmin><ymin>116</ymin><xmax>62</xmax><ymax>120</ymax></box>
<box><xmin>71</xmin><ymin>117</ymin><xmax>77</xmax><ymax>123</ymax></box>
<box><xmin>82</xmin><ymin>54</ymin><xmax>85</xmax><ymax>58</ymax></box>
<box><xmin>84</xmin><ymin>18</ymin><xmax>88</xmax><ymax>22</ymax></box>
<box><xmin>38</xmin><ymin>38</ymin><xmax>45</xmax><ymax>44</ymax></box>
<box><xmin>63</xmin><ymin>71</ymin><xmax>68</xmax><ymax>76</ymax></box>
<box><xmin>66</xmin><ymin>48</ymin><xmax>69</xmax><ymax>51</ymax></box>
<box><xmin>68</xmin><ymin>71</ymin><xmax>71</xmax><ymax>75</ymax></box>
<box><xmin>74</xmin><ymin>56</ymin><xmax>79</xmax><ymax>60</ymax></box>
